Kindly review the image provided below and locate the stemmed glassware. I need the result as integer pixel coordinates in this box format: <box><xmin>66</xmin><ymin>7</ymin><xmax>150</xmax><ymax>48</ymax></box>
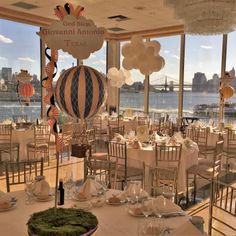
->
<box><xmin>25</xmin><ymin>173</ymin><xmax>35</xmax><ymax>204</ymax></box>
<box><xmin>64</xmin><ymin>169</ymin><xmax>74</xmax><ymax>200</ymax></box>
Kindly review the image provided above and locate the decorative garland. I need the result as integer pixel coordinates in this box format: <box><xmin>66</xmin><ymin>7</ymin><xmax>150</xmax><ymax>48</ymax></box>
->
<box><xmin>41</xmin><ymin>3</ymin><xmax>84</xmax><ymax>152</ymax></box>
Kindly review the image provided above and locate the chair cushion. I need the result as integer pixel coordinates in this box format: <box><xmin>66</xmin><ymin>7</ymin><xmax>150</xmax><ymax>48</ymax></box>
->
<box><xmin>92</xmin><ymin>152</ymin><xmax>107</xmax><ymax>160</ymax></box>
<box><xmin>27</xmin><ymin>143</ymin><xmax>48</xmax><ymax>149</ymax></box>
<box><xmin>117</xmin><ymin>166</ymin><xmax>143</xmax><ymax>178</ymax></box>
<box><xmin>187</xmin><ymin>164</ymin><xmax>213</xmax><ymax>179</ymax></box>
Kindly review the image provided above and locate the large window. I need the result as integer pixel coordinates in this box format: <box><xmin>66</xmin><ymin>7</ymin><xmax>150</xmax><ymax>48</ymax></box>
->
<box><xmin>183</xmin><ymin>35</ymin><xmax>222</xmax><ymax>123</ymax></box>
<box><xmin>149</xmin><ymin>36</ymin><xmax>180</xmax><ymax>120</ymax></box>
<box><xmin>225</xmin><ymin>31</ymin><xmax>236</xmax><ymax>124</ymax></box>
<box><xmin>0</xmin><ymin>19</ymin><xmax>40</xmax><ymax>121</ymax></box>
<box><xmin>119</xmin><ymin>41</ymin><xmax>145</xmax><ymax>113</ymax></box>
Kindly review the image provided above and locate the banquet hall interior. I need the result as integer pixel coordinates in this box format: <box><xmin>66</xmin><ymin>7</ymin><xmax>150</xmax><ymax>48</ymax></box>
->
<box><xmin>0</xmin><ymin>0</ymin><xmax>236</xmax><ymax>235</ymax></box>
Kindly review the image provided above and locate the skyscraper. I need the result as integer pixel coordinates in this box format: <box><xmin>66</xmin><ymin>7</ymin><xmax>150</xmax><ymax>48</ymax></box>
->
<box><xmin>2</xmin><ymin>67</ymin><xmax>12</xmax><ymax>82</ymax></box>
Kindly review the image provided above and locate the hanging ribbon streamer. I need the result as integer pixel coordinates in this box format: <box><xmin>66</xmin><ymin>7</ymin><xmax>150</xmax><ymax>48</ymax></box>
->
<box><xmin>43</xmin><ymin>3</ymin><xmax>84</xmax><ymax>152</ymax></box>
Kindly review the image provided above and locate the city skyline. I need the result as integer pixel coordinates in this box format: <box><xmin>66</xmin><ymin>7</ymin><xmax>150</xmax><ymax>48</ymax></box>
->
<box><xmin>1</xmin><ymin>19</ymin><xmax>236</xmax><ymax>84</ymax></box>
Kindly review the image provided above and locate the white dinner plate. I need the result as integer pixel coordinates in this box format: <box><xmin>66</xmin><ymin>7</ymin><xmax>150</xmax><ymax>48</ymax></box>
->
<box><xmin>106</xmin><ymin>198</ymin><xmax>126</xmax><ymax>205</ymax></box>
<box><xmin>0</xmin><ymin>202</ymin><xmax>17</xmax><ymax>212</ymax></box>
<box><xmin>128</xmin><ymin>208</ymin><xmax>145</xmax><ymax>217</ymax></box>
<box><xmin>35</xmin><ymin>195</ymin><xmax>53</xmax><ymax>202</ymax></box>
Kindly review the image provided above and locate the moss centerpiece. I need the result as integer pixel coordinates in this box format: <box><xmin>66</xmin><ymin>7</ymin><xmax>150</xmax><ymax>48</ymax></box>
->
<box><xmin>27</xmin><ymin>208</ymin><xmax>98</xmax><ymax>236</ymax></box>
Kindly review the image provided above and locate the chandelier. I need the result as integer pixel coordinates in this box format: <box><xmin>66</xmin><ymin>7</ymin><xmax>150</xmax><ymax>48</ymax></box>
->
<box><xmin>165</xmin><ymin>0</ymin><xmax>236</xmax><ymax>35</ymax></box>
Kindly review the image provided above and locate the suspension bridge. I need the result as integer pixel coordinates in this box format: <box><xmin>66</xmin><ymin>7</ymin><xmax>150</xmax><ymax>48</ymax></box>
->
<box><xmin>150</xmin><ymin>75</ymin><xmax>192</xmax><ymax>91</ymax></box>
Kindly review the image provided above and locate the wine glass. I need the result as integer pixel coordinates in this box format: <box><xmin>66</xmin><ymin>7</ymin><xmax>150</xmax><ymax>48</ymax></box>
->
<box><xmin>142</xmin><ymin>198</ymin><xmax>153</xmax><ymax>220</ymax></box>
<box><xmin>64</xmin><ymin>170</ymin><xmax>74</xmax><ymax>200</ymax></box>
<box><xmin>25</xmin><ymin>173</ymin><xmax>35</xmax><ymax>204</ymax></box>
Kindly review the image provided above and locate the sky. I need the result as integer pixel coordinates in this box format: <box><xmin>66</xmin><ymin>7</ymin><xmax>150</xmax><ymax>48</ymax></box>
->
<box><xmin>0</xmin><ymin>19</ymin><xmax>236</xmax><ymax>83</ymax></box>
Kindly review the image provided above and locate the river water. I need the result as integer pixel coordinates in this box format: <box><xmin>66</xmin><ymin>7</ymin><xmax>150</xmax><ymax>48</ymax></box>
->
<box><xmin>1</xmin><ymin>92</ymin><xmax>236</xmax><ymax>123</ymax></box>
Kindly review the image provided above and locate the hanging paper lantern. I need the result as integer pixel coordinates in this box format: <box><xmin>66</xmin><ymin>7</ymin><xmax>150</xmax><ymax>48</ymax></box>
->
<box><xmin>221</xmin><ymin>86</ymin><xmax>234</xmax><ymax>99</ymax></box>
<box><xmin>55</xmin><ymin>65</ymin><xmax>107</xmax><ymax>120</ymax></box>
<box><xmin>19</xmin><ymin>83</ymin><xmax>35</xmax><ymax>97</ymax></box>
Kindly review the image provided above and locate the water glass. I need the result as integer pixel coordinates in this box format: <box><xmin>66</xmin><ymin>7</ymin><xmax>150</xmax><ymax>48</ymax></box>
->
<box><xmin>64</xmin><ymin>170</ymin><xmax>74</xmax><ymax>200</ymax></box>
<box><xmin>25</xmin><ymin>174</ymin><xmax>35</xmax><ymax>204</ymax></box>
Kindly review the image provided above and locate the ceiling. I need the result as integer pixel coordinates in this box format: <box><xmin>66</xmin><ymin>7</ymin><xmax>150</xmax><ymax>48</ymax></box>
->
<box><xmin>0</xmin><ymin>0</ymin><xmax>184</xmax><ymax>39</ymax></box>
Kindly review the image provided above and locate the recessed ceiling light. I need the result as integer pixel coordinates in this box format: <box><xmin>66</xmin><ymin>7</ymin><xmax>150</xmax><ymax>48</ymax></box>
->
<box><xmin>108</xmin><ymin>15</ymin><xmax>130</xmax><ymax>21</ymax></box>
<box><xmin>12</xmin><ymin>2</ymin><xmax>38</xmax><ymax>10</ymax></box>
<box><xmin>134</xmin><ymin>6</ymin><xmax>146</xmax><ymax>10</ymax></box>
<box><xmin>107</xmin><ymin>27</ymin><xmax>125</xmax><ymax>32</ymax></box>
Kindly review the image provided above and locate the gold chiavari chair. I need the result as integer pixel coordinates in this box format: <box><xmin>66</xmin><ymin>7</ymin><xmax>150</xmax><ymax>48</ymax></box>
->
<box><xmin>193</xmin><ymin>126</ymin><xmax>215</xmax><ymax>158</ymax></box>
<box><xmin>108</xmin><ymin>117</ymin><xmax>119</xmax><ymax>127</ymax></box>
<box><xmin>143</xmin><ymin>163</ymin><xmax>178</xmax><ymax>202</ymax></box>
<box><xmin>5</xmin><ymin>157</ymin><xmax>43</xmax><ymax>192</ymax></box>
<box><xmin>60</xmin><ymin>123</ymin><xmax>73</xmax><ymax>162</ymax></box>
<box><xmin>208</xmin><ymin>180</ymin><xmax>236</xmax><ymax>236</ymax></box>
<box><xmin>186</xmin><ymin>140</ymin><xmax>223</xmax><ymax>204</ymax></box>
<box><xmin>93</xmin><ymin>115</ymin><xmax>108</xmax><ymax>143</ymax></box>
<box><xmin>108</xmin><ymin>141</ymin><xmax>143</xmax><ymax>189</ymax></box>
<box><xmin>86</xmin><ymin>158</ymin><xmax>117</xmax><ymax>189</ymax></box>
<box><xmin>86</xmin><ymin>128</ymin><xmax>107</xmax><ymax>160</ymax></box>
<box><xmin>0</xmin><ymin>124</ymin><xmax>19</xmax><ymax>162</ymax></box>
<box><xmin>108</xmin><ymin>125</ymin><xmax>125</xmax><ymax>141</ymax></box>
<box><xmin>155</xmin><ymin>144</ymin><xmax>182</xmax><ymax>203</ymax></box>
<box><xmin>137</xmin><ymin>115</ymin><xmax>150</xmax><ymax>127</ymax></box>
<box><xmin>27</xmin><ymin>124</ymin><xmax>51</xmax><ymax>166</ymax></box>
<box><xmin>223</xmin><ymin>128</ymin><xmax>236</xmax><ymax>171</ymax></box>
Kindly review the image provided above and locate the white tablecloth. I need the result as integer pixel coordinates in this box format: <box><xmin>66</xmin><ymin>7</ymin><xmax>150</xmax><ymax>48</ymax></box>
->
<box><xmin>127</xmin><ymin>144</ymin><xmax>199</xmax><ymax>192</ymax></box>
<box><xmin>0</xmin><ymin>190</ymin><xmax>204</xmax><ymax>236</ymax></box>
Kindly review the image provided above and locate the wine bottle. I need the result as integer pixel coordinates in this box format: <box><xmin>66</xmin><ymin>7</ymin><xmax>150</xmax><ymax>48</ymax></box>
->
<box><xmin>57</xmin><ymin>179</ymin><xmax>64</xmax><ymax>205</ymax></box>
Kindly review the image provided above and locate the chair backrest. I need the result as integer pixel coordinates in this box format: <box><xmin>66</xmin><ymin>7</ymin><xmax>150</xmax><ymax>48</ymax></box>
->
<box><xmin>5</xmin><ymin>158</ymin><xmax>44</xmax><ymax>192</ymax></box>
<box><xmin>12</xmin><ymin>115</ymin><xmax>28</xmax><ymax>123</ymax></box>
<box><xmin>86</xmin><ymin>159</ymin><xmax>117</xmax><ymax>188</ymax></box>
<box><xmin>212</xmin><ymin>140</ymin><xmax>224</xmax><ymax>178</ymax></box>
<box><xmin>109</xmin><ymin>125</ymin><xmax>124</xmax><ymax>140</ymax></box>
<box><xmin>225</xmin><ymin>128</ymin><xmax>236</xmax><ymax>151</ymax></box>
<box><xmin>194</xmin><ymin>126</ymin><xmax>210</xmax><ymax>147</ymax></box>
<box><xmin>209</xmin><ymin>180</ymin><xmax>236</xmax><ymax>235</ymax></box>
<box><xmin>62</xmin><ymin>123</ymin><xmax>73</xmax><ymax>146</ymax></box>
<box><xmin>108</xmin><ymin>117</ymin><xmax>119</xmax><ymax>127</ymax></box>
<box><xmin>155</xmin><ymin>144</ymin><xmax>182</xmax><ymax>166</ymax></box>
<box><xmin>137</xmin><ymin>116</ymin><xmax>150</xmax><ymax>126</ymax></box>
<box><xmin>85</xmin><ymin>128</ymin><xmax>96</xmax><ymax>152</ymax></box>
<box><xmin>108</xmin><ymin>141</ymin><xmax>127</xmax><ymax>182</ymax></box>
<box><xmin>93</xmin><ymin>115</ymin><xmax>102</xmax><ymax>129</ymax></box>
<box><xmin>0</xmin><ymin>124</ymin><xmax>12</xmax><ymax>144</ymax></box>
<box><xmin>34</xmin><ymin>124</ymin><xmax>50</xmax><ymax>144</ymax></box>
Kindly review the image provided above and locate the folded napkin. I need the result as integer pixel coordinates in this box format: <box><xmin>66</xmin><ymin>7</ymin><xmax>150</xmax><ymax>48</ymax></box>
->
<box><xmin>149</xmin><ymin>132</ymin><xmax>161</xmax><ymax>142</ymax></box>
<box><xmin>124</xmin><ymin>181</ymin><xmax>149</xmax><ymax>199</ymax></box>
<box><xmin>112</xmin><ymin>133</ymin><xmax>126</xmax><ymax>143</ymax></box>
<box><xmin>153</xmin><ymin>196</ymin><xmax>181</xmax><ymax>213</ymax></box>
<box><xmin>76</xmin><ymin>178</ymin><xmax>103</xmax><ymax>199</ymax></box>
<box><xmin>0</xmin><ymin>190</ymin><xmax>12</xmax><ymax>209</ymax></box>
<box><xmin>131</xmin><ymin>139</ymin><xmax>142</xmax><ymax>149</ymax></box>
<box><xmin>173</xmin><ymin>132</ymin><xmax>184</xmax><ymax>143</ymax></box>
<box><xmin>183</xmin><ymin>137</ymin><xmax>194</xmax><ymax>149</ymax></box>
<box><xmin>33</xmin><ymin>177</ymin><xmax>50</xmax><ymax>197</ymax></box>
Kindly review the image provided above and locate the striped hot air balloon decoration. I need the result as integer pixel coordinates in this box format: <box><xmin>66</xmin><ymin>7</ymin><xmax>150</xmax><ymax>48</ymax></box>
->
<box><xmin>19</xmin><ymin>83</ymin><xmax>35</xmax><ymax>97</ymax></box>
<box><xmin>55</xmin><ymin>65</ymin><xmax>107</xmax><ymax>120</ymax></box>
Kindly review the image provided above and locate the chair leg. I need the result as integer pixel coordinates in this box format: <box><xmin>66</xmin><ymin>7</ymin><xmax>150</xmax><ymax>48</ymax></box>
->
<box><xmin>193</xmin><ymin>174</ymin><xmax>197</xmax><ymax>203</ymax></box>
<box><xmin>186</xmin><ymin>171</ymin><xmax>189</xmax><ymax>206</ymax></box>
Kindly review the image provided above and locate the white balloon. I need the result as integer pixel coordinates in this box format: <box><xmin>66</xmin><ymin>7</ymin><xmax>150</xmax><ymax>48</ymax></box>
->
<box><xmin>110</xmin><ymin>79</ymin><xmax>117</xmax><ymax>87</ymax></box>
<box><xmin>125</xmin><ymin>77</ymin><xmax>134</xmax><ymax>85</ymax></box>
<box><xmin>123</xmin><ymin>69</ymin><xmax>131</xmax><ymax>80</ymax></box>
<box><xmin>145</xmin><ymin>41</ymin><xmax>161</xmax><ymax>55</ymax></box>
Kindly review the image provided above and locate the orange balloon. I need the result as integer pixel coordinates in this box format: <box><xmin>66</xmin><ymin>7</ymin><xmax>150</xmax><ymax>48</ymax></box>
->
<box><xmin>19</xmin><ymin>83</ymin><xmax>35</xmax><ymax>97</ymax></box>
<box><xmin>221</xmin><ymin>86</ymin><xmax>235</xmax><ymax>99</ymax></box>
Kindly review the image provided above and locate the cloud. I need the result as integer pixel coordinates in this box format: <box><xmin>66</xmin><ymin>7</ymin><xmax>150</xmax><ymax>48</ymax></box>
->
<box><xmin>92</xmin><ymin>59</ymin><xmax>106</xmax><ymax>65</ymax></box>
<box><xmin>200</xmin><ymin>45</ymin><xmax>213</xmax><ymax>49</ymax></box>
<box><xmin>90</xmin><ymin>54</ymin><xmax>96</xmax><ymax>59</ymax></box>
<box><xmin>18</xmin><ymin>57</ymin><xmax>35</xmax><ymax>63</ymax></box>
<box><xmin>164</xmin><ymin>50</ymin><xmax>170</xmax><ymax>54</ymax></box>
<box><xmin>0</xmin><ymin>56</ymin><xmax>7</xmax><ymax>60</ymax></box>
<box><xmin>0</xmin><ymin>34</ymin><xmax>13</xmax><ymax>44</ymax></box>
<box><xmin>171</xmin><ymin>54</ymin><xmax>180</xmax><ymax>60</ymax></box>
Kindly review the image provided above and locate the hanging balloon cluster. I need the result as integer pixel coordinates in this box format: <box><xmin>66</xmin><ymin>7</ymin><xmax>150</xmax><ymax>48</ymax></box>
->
<box><xmin>42</xmin><ymin>3</ymin><xmax>85</xmax><ymax>152</ymax></box>
<box><xmin>16</xmin><ymin>70</ymin><xmax>35</xmax><ymax>106</ymax></box>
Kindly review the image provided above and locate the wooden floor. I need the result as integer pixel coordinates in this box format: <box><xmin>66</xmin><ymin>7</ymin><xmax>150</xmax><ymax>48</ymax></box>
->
<box><xmin>0</xmin><ymin>152</ymin><xmax>235</xmax><ymax>236</ymax></box>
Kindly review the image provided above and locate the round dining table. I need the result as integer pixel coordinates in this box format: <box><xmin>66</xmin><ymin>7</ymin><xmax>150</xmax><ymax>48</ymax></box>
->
<box><xmin>0</xmin><ymin>190</ymin><xmax>205</xmax><ymax>236</ymax></box>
